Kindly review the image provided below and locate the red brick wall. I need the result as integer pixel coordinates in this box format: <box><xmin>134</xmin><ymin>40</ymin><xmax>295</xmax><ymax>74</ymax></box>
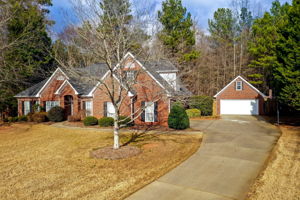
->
<box><xmin>216</xmin><ymin>78</ymin><xmax>265</xmax><ymax>115</ymax></box>
<box><xmin>17</xmin><ymin>98</ymin><xmax>39</xmax><ymax>116</ymax></box>
<box><xmin>17</xmin><ymin>59</ymin><xmax>171</xmax><ymax>126</ymax></box>
<box><xmin>58</xmin><ymin>83</ymin><xmax>80</xmax><ymax>115</ymax></box>
<box><xmin>92</xmin><ymin>58</ymin><xmax>170</xmax><ymax>126</ymax></box>
<box><xmin>39</xmin><ymin>70</ymin><xmax>67</xmax><ymax>106</ymax></box>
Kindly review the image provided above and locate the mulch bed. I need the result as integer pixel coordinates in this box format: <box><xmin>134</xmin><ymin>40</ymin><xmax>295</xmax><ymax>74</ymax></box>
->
<box><xmin>90</xmin><ymin>146</ymin><xmax>141</xmax><ymax>160</ymax></box>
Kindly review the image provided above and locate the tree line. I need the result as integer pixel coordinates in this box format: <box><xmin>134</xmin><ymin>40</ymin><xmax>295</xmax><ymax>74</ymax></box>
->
<box><xmin>0</xmin><ymin>0</ymin><xmax>299</xmax><ymax>118</ymax></box>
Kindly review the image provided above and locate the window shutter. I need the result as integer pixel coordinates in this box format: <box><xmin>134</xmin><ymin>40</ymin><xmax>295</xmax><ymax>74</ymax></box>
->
<box><xmin>22</xmin><ymin>101</ymin><xmax>25</xmax><ymax>115</ymax></box>
<box><xmin>134</xmin><ymin>71</ymin><xmax>137</xmax><ymax>82</ymax></box>
<box><xmin>103</xmin><ymin>102</ymin><xmax>107</xmax><ymax>117</ymax></box>
<box><xmin>141</xmin><ymin>101</ymin><xmax>145</xmax><ymax>122</ymax></box>
<box><xmin>154</xmin><ymin>102</ymin><xmax>158</xmax><ymax>122</ymax></box>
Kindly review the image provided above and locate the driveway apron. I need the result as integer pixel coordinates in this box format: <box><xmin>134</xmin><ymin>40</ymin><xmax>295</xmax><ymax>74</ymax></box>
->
<box><xmin>126</xmin><ymin>116</ymin><xmax>280</xmax><ymax>200</ymax></box>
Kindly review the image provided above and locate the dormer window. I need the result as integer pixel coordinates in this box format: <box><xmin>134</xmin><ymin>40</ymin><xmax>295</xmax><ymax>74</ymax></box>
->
<box><xmin>126</xmin><ymin>71</ymin><xmax>136</xmax><ymax>82</ymax></box>
<box><xmin>236</xmin><ymin>81</ymin><xmax>243</xmax><ymax>91</ymax></box>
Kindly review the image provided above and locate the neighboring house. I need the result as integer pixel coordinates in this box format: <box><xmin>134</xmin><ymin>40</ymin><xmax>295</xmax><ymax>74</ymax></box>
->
<box><xmin>15</xmin><ymin>52</ymin><xmax>190</xmax><ymax>126</ymax></box>
<box><xmin>214</xmin><ymin>76</ymin><xmax>267</xmax><ymax>115</ymax></box>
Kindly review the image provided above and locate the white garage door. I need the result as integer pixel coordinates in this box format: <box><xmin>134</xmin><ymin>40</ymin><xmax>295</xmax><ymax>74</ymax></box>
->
<box><xmin>220</xmin><ymin>99</ymin><xmax>259</xmax><ymax>115</ymax></box>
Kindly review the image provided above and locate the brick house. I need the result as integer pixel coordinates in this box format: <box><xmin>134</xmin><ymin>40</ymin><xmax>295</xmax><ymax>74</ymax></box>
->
<box><xmin>15</xmin><ymin>52</ymin><xmax>190</xmax><ymax>126</ymax></box>
<box><xmin>214</xmin><ymin>76</ymin><xmax>267</xmax><ymax>115</ymax></box>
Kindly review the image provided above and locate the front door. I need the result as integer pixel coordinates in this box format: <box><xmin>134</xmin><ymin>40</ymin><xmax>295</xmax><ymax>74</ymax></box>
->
<box><xmin>64</xmin><ymin>95</ymin><xmax>73</xmax><ymax>117</ymax></box>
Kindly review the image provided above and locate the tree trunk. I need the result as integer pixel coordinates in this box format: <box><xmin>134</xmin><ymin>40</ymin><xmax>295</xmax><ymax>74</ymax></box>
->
<box><xmin>113</xmin><ymin>114</ymin><xmax>120</xmax><ymax>149</ymax></box>
<box><xmin>234</xmin><ymin>42</ymin><xmax>236</xmax><ymax>77</ymax></box>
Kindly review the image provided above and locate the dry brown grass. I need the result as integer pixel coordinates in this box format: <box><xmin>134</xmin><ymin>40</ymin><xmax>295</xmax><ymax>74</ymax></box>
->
<box><xmin>247</xmin><ymin>125</ymin><xmax>300</xmax><ymax>200</ymax></box>
<box><xmin>0</xmin><ymin>123</ymin><xmax>201</xmax><ymax>200</ymax></box>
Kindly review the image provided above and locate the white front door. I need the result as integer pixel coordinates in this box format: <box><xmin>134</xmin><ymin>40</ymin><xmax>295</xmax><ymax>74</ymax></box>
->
<box><xmin>220</xmin><ymin>99</ymin><xmax>259</xmax><ymax>115</ymax></box>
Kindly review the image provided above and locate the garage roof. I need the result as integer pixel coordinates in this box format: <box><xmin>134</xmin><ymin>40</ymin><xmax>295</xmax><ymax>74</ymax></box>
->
<box><xmin>214</xmin><ymin>75</ymin><xmax>267</xmax><ymax>98</ymax></box>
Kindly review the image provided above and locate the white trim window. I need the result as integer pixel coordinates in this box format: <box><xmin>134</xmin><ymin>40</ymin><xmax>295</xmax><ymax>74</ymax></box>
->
<box><xmin>24</xmin><ymin>101</ymin><xmax>31</xmax><ymax>115</ymax></box>
<box><xmin>45</xmin><ymin>101</ymin><xmax>59</xmax><ymax>112</ymax></box>
<box><xmin>145</xmin><ymin>102</ymin><xmax>154</xmax><ymax>122</ymax></box>
<box><xmin>236</xmin><ymin>81</ymin><xmax>243</xmax><ymax>91</ymax></box>
<box><xmin>126</xmin><ymin>71</ymin><xmax>135</xmax><ymax>82</ymax></box>
<box><xmin>107</xmin><ymin>102</ymin><xmax>116</xmax><ymax>118</ymax></box>
<box><xmin>85</xmin><ymin>101</ymin><xmax>92</xmax><ymax>116</ymax></box>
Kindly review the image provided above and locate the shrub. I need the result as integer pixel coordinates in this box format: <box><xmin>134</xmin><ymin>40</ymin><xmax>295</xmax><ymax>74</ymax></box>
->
<box><xmin>32</xmin><ymin>112</ymin><xmax>48</xmax><ymax>123</ymax></box>
<box><xmin>18</xmin><ymin>115</ymin><xmax>28</xmax><ymax>122</ymax></box>
<box><xmin>99</xmin><ymin>117</ymin><xmax>114</xmax><ymax>127</ymax></box>
<box><xmin>83</xmin><ymin>116</ymin><xmax>98</xmax><ymax>126</ymax></box>
<box><xmin>48</xmin><ymin>106</ymin><xmax>64</xmax><ymax>122</ymax></box>
<box><xmin>168</xmin><ymin>103</ymin><xmax>190</xmax><ymax>130</ymax></box>
<box><xmin>186</xmin><ymin>109</ymin><xmax>201</xmax><ymax>118</ymax></box>
<box><xmin>189</xmin><ymin>96</ymin><xmax>213</xmax><ymax>116</ymax></box>
<box><xmin>118</xmin><ymin>115</ymin><xmax>133</xmax><ymax>127</ymax></box>
<box><xmin>7</xmin><ymin>116</ymin><xmax>18</xmax><ymax>123</ymax></box>
<box><xmin>3</xmin><ymin>118</ymin><xmax>9</xmax><ymax>122</ymax></box>
<box><xmin>27</xmin><ymin>112</ymin><xmax>34</xmax><ymax>122</ymax></box>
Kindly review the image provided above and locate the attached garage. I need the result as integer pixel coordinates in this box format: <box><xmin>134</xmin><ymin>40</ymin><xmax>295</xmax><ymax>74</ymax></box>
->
<box><xmin>214</xmin><ymin>76</ymin><xmax>267</xmax><ymax>116</ymax></box>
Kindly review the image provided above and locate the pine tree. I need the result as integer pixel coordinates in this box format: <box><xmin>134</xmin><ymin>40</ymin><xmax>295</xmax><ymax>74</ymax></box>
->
<box><xmin>158</xmin><ymin>0</ymin><xmax>199</xmax><ymax>62</ymax></box>
<box><xmin>274</xmin><ymin>0</ymin><xmax>300</xmax><ymax>110</ymax></box>
<box><xmin>247</xmin><ymin>1</ymin><xmax>289</xmax><ymax>90</ymax></box>
<box><xmin>208</xmin><ymin>8</ymin><xmax>236</xmax><ymax>44</ymax></box>
<box><xmin>1</xmin><ymin>0</ymin><xmax>54</xmax><ymax>116</ymax></box>
<box><xmin>99</xmin><ymin>0</ymin><xmax>147</xmax><ymax>56</ymax></box>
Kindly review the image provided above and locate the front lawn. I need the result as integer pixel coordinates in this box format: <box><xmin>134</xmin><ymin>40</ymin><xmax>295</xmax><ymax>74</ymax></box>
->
<box><xmin>0</xmin><ymin>123</ymin><xmax>201</xmax><ymax>200</ymax></box>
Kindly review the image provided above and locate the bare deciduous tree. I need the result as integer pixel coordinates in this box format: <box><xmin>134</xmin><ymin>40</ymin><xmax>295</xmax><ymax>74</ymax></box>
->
<box><xmin>53</xmin><ymin>0</ymin><xmax>167</xmax><ymax>149</ymax></box>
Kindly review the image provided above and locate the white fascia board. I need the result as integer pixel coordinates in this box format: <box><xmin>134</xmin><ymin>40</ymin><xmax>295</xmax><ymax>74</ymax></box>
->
<box><xmin>213</xmin><ymin>75</ymin><xmax>267</xmax><ymax>98</ymax></box>
<box><xmin>88</xmin><ymin>52</ymin><xmax>168</xmax><ymax>96</ymax></box>
<box><xmin>54</xmin><ymin>80</ymin><xmax>79</xmax><ymax>95</ymax></box>
<box><xmin>156</xmin><ymin>70</ymin><xmax>179</xmax><ymax>73</ymax></box>
<box><xmin>35</xmin><ymin>67</ymin><xmax>70</xmax><ymax>97</ymax></box>
<box><xmin>125</xmin><ymin>52</ymin><xmax>167</xmax><ymax>90</ymax></box>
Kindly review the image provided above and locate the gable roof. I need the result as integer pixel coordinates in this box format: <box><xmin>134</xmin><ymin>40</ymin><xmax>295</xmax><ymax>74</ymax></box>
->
<box><xmin>213</xmin><ymin>75</ymin><xmax>267</xmax><ymax>98</ymax></box>
<box><xmin>15</xmin><ymin>52</ymin><xmax>191</xmax><ymax>98</ymax></box>
<box><xmin>54</xmin><ymin>80</ymin><xmax>79</xmax><ymax>95</ymax></box>
<box><xmin>14</xmin><ymin>79</ymin><xmax>49</xmax><ymax>98</ymax></box>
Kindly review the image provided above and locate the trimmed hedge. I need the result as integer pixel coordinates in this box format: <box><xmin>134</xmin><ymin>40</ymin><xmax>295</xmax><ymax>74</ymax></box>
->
<box><xmin>186</xmin><ymin>109</ymin><xmax>201</xmax><ymax>118</ymax></box>
<box><xmin>118</xmin><ymin>116</ymin><xmax>133</xmax><ymax>127</ymax></box>
<box><xmin>189</xmin><ymin>96</ymin><xmax>213</xmax><ymax>116</ymax></box>
<box><xmin>168</xmin><ymin>103</ymin><xmax>190</xmax><ymax>130</ymax></box>
<box><xmin>83</xmin><ymin>116</ymin><xmax>98</xmax><ymax>126</ymax></box>
<box><xmin>99</xmin><ymin>117</ymin><xmax>114</xmax><ymax>127</ymax></box>
<box><xmin>48</xmin><ymin>106</ymin><xmax>64</xmax><ymax>122</ymax></box>
<box><xmin>32</xmin><ymin>112</ymin><xmax>48</xmax><ymax>123</ymax></box>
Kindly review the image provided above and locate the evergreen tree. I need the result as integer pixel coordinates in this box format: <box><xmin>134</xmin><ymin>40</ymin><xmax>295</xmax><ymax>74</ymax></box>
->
<box><xmin>1</xmin><ymin>0</ymin><xmax>54</xmax><ymax>116</ymax></box>
<box><xmin>247</xmin><ymin>1</ymin><xmax>289</xmax><ymax>89</ymax></box>
<box><xmin>5</xmin><ymin>0</ymin><xmax>54</xmax><ymax>81</ymax></box>
<box><xmin>158</xmin><ymin>0</ymin><xmax>199</xmax><ymax>62</ymax></box>
<box><xmin>208</xmin><ymin>8</ymin><xmax>236</xmax><ymax>44</ymax></box>
<box><xmin>99</xmin><ymin>0</ymin><xmax>147</xmax><ymax>56</ymax></box>
<box><xmin>274</xmin><ymin>0</ymin><xmax>300</xmax><ymax>110</ymax></box>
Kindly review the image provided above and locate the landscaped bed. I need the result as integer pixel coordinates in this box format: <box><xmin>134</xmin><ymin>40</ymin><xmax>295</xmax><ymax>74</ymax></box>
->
<box><xmin>247</xmin><ymin>125</ymin><xmax>300</xmax><ymax>200</ymax></box>
<box><xmin>0</xmin><ymin>123</ymin><xmax>202</xmax><ymax>200</ymax></box>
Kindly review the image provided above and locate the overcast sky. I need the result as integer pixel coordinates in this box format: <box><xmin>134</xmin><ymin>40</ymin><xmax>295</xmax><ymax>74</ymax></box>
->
<box><xmin>48</xmin><ymin>0</ymin><xmax>292</xmax><ymax>34</ymax></box>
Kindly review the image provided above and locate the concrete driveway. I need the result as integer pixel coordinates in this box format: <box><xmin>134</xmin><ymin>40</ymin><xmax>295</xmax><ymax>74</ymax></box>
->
<box><xmin>126</xmin><ymin>116</ymin><xmax>281</xmax><ymax>200</ymax></box>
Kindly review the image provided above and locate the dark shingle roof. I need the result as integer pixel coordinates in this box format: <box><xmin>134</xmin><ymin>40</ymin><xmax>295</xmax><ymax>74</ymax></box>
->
<box><xmin>142</xmin><ymin>60</ymin><xmax>179</xmax><ymax>72</ymax></box>
<box><xmin>15</xmin><ymin>79</ymin><xmax>49</xmax><ymax>97</ymax></box>
<box><xmin>15</xmin><ymin>58</ymin><xmax>191</xmax><ymax>98</ymax></box>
